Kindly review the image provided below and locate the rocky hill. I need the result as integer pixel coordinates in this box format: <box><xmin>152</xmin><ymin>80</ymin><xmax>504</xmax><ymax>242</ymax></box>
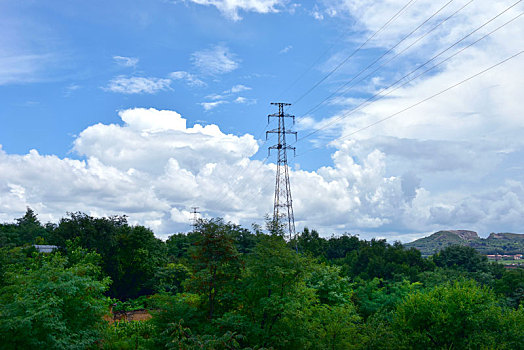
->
<box><xmin>405</xmin><ymin>230</ymin><xmax>524</xmax><ymax>256</ymax></box>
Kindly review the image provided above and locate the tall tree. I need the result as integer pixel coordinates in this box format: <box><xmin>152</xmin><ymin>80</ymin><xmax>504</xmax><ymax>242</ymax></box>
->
<box><xmin>186</xmin><ymin>218</ymin><xmax>242</xmax><ymax>320</ymax></box>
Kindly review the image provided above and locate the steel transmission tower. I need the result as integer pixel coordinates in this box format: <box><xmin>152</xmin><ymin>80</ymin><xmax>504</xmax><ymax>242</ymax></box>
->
<box><xmin>266</xmin><ymin>102</ymin><xmax>297</xmax><ymax>240</ymax></box>
<box><xmin>190</xmin><ymin>206</ymin><xmax>200</xmax><ymax>232</ymax></box>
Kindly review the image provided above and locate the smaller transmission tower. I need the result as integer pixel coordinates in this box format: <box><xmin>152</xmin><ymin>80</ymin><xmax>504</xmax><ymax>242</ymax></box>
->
<box><xmin>267</xmin><ymin>102</ymin><xmax>297</xmax><ymax>240</ymax></box>
<box><xmin>190</xmin><ymin>206</ymin><xmax>200</xmax><ymax>232</ymax></box>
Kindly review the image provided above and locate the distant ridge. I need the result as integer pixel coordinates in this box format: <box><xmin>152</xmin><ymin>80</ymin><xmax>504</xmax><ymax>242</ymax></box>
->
<box><xmin>405</xmin><ymin>230</ymin><xmax>524</xmax><ymax>256</ymax></box>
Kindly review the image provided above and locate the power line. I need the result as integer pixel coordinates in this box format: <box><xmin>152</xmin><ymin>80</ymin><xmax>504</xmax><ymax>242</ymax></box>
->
<box><xmin>300</xmin><ymin>0</ymin><xmax>473</xmax><ymax>118</ymax></box>
<box><xmin>293</xmin><ymin>1</ymin><xmax>522</xmax><ymax>145</ymax></box>
<box><xmin>291</xmin><ymin>0</ymin><xmax>418</xmax><ymax>106</ymax></box>
<box><xmin>296</xmin><ymin>50</ymin><xmax>523</xmax><ymax>158</ymax></box>
<box><xmin>276</xmin><ymin>23</ymin><xmax>356</xmax><ymax>100</ymax></box>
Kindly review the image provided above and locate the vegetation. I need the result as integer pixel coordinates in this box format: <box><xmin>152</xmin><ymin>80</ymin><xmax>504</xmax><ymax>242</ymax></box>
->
<box><xmin>0</xmin><ymin>209</ymin><xmax>523</xmax><ymax>349</ymax></box>
<box><xmin>405</xmin><ymin>229</ymin><xmax>524</xmax><ymax>256</ymax></box>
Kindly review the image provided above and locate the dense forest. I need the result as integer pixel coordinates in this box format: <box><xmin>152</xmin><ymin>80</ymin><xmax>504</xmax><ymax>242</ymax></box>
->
<box><xmin>1</xmin><ymin>209</ymin><xmax>523</xmax><ymax>349</ymax></box>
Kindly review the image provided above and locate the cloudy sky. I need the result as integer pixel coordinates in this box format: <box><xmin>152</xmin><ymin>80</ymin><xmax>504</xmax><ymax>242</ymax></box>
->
<box><xmin>1</xmin><ymin>0</ymin><xmax>523</xmax><ymax>241</ymax></box>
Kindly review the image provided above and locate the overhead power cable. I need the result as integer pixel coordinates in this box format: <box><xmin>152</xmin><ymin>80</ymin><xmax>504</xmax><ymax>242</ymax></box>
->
<box><xmin>296</xmin><ymin>50</ymin><xmax>523</xmax><ymax>158</ymax></box>
<box><xmin>301</xmin><ymin>0</ymin><xmax>473</xmax><ymax>118</ymax></box>
<box><xmin>292</xmin><ymin>1</ymin><xmax>523</xmax><ymax>145</ymax></box>
<box><xmin>277</xmin><ymin>23</ymin><xmax>356</xmax><ymax>100</ymax></box>
<box><xmin>291</xmin><ymin>0</ymin><xmax>418</xmax><ymax>106</ymax></box>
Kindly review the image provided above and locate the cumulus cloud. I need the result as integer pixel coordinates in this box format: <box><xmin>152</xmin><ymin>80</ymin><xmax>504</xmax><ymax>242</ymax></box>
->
<box><xmin>287</xmin><ymin>0</ymin><xmax>524</xmax><ymax>239</ymax></box>
<box><xmin>187</xmin><ymin>0</ymin><xmax>285</xmax><ymax>21</ymax></box>
<box><xmin>169</xmin><ymin>71</ymin><xmax>206</xmax><ymax>87</ymax></box>
<box><xmin>191</xmin><ymin>44</ymin><xmax>239</xmax><ymax>75</ymax></box>
<box><xmin>113</xmin><ymin>55</ymin><xmax>139</xmax><ymax>68</ymax></box>
<box><xmin>104</xmin><ymin>76</ymin><xmax>172</xmax><ymax>94</ymax></box>
<box><xmin>0</xmin><ymin>109</ymin><xmax>265</xmax><ymax>236</ymax></box>
<box><xmin>3</xmin><ymin>106</ymin><xmax>524</xmax><ymax>240</ymax></box>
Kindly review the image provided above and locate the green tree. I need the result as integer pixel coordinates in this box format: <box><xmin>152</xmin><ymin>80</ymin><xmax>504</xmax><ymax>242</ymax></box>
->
<box><xmin>153</xmin><ymin>262</ymin><xmax>191</xmax><ymax>294</ymax></box>
<box><xmin>432</xmin><ymin>244</ymin><xmax>489</xmax><ymax>273</ymax></box>
<box><xmin>297</xmin><ymin>227</ymin><xmax>326</xmax><ymax>258</ymax></box>
<box><xmin>185</xmin><ymin>218</ymin><xmax>242</xmax><ymax>320</ymax></box>
<box><xmin>352</xmin><ymin>278</ymin><xmax>421</xmax><ymax>320</ymax></box>
<box><xmin>0</xmin><ymin>249</ymin><xmax>109</xmax><ymax>349</ymax></box>
<box><xmin>309</xmin><ymin>303</ymin><xmax>362</xmax><ymax>350</ymax></box>
<box><xmin>0</xmin><ymin>208</ymin><xmax>49</xmax><ymax>247</ymax></box>
<box><xmin>492</xmin><ymin>268</ymin><xmax>524</xmax><ymax>309</ymax></box>
<box><xmin>112</xmin><ymin>225</ymin><xmax>167</xmax><ymax>299</ymax></box>
<box><xmin>392</xmin><ymin>280</ymin><xmax>522</xmax><ymax>349</ymax></box>
<box><xmin>50</xmin><ymin>213</ymin><xmax>166</xmax><ymax>299</ymax></box>
<box><xmin>307</xmin><ymin>263</ymin><xmax>351</xmax><ymax>305</ymax></box>
<box><xmin>232</xmin><ymin>235</ymin><xmax>316</xmax><ymax>348</ymax></box>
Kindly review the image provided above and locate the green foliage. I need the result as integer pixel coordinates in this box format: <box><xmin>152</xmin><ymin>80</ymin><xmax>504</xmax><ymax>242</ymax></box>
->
<box><xmin>352</xmin><ymin>278</ymin><xmax>421</xmax><ymax>320</ymax></box>
<box><xmin>166</xmin><ymin>232</ymin><xmax>199</xmax><ymax>261</ymax></box>
<box><xmin>186</xmin><ymin>218</ymin><xmax>242</xmax><ymax>320</ymax></box>
<box><xmin>102</xmin><ymin>320</ymin><xmax>155</xmax><ymax>350</ymax></box>
<box><xmin>433</xmin><ymin>244</ymin><xmax>489</xmax><ymax>272</ymax></box>
<box><xmin>50</xmin><ymin>212</ymin><xmax>167</xmax><ymax>299</ymax></box>
<box><xmin>161</xmin><ymin>320</ymin><xmax>244</xmax><ymax>350</ymax></box>
<box><xmin>111</xmin><ymin>295</ymin><xmax>158</xmax><ymax>313</ymax></box>
<box><xmin>296</xmin><ymin>227</ymin><xmax>326</xmax><ymax>258</ymax></box>
<box><xmin>392</xmin><ymin>280</ymin><xmax>522</xmax><ymax>349</ymax></box>
<box><xmin>0</xmin><ymin>250</ymin><xmax>109</xmax><ymax>349</ymax></box>
<box><xmin>149</xmin><ymin>293</ymin><xmax>208</xmax><ymax>348</ymax></box>
<box><xmin>492</xmin><ymin>268</ymin><xmax>524</xmax><ymax>309</ymax></box>
<box><xmin>308</xmin><ymin>303</ymin><xmax>362</xmax><ymax>350</ymax></box>
<box><xmin>0</xmin><ymin>208</ymin><xmax>50</xmax><ymax>248</ymax></box>
<box><xmin>342</xmin><ymin>239</ymin><xmax>432</xmax><ymax>282</ymax></box>
<box><xmin>325</xmin><ymin>234</ymin><xmax>361</xmax><ymax>260</ymax></box>
<box><xmin>1</xmin><ymin>211</ymin><xmax>523</xmax><ymax>349</ymax></box>
<box><xmin>307</xmin><ymin>263</ymin><xmax>351</xmax><ymax>305</ymax></box>
<box><xmin>111</xmin><ymin>225</ymin><xmax>167</xmax><ymax>299</ymax></box>
<box><xmin>0</xmin><ymin>245</ymin><xmax>36</xmax><ymax>287</ymax></box>
<box><xmin>226</xmin><ymin>235</ymin><xmax>316</xmax><ymax>348</ymax></box>
<box><xmin>153</xmin><ymin>262</ymin><xmax>191</xmax><ymax>294</ymax></box>
<box><xmin>406</xmin><ymin>230</ymin><xmax>524</xmax><ymax>255</ymax></box>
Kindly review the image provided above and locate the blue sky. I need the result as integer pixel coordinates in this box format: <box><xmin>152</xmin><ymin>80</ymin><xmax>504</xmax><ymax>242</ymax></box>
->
<box><xmin>1</xmin><ymin>0</ymin><xmax>523</xmax><ymax>241</ymax></box>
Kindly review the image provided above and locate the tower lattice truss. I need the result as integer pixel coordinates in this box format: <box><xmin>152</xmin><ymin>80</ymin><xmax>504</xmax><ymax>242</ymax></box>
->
<box><xmin>267</xmin><ymin>102</ymin><xmax>297</xmax><ymax>239</ymax></box>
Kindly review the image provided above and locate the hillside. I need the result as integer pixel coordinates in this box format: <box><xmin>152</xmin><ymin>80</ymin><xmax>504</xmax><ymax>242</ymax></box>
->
<box><xmin>405</xmin><ymin>230</ymin><xmax>524</xmax><ymax>256</ymax></box>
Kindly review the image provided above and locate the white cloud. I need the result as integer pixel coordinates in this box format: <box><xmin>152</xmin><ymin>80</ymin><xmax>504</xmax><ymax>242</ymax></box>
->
<box><xmin>187</xmin><ymin>0</ymin><xmax>285</xmax><ymax>21</ymax></box>
<box><xmin>1</xmin><ymin>1</ymin><xmax>523</xmax><ymax>241</ymax></box>
<box><xmin>0</xmin><ymin>54</ymin><xmax>60</xmax><ymax>85</ymax></box>
<box><xmin>286</xmin><ymin>0</ymin><xmax>524</xmax><ymax>239</ymax></box>
<box><xmin>64</xmin><ymin>83</ymin><xmax>81</xmax><ymax>96</ymax></box>
<box><xmin>200</xmin><ymin>100</ymin><xmax>228</xmax><ymax>111</ymax></box>
<box><xmin>199</xmin><ymin>84</ymin><xmax>253</xmax><ymax>110</ymax></box>
<box><xmin>191</xmin><ymin>44</ymin><xmax>239</xmax><ymax>75</ymax></box>
<box><xmin>206</xmin><ymin>93</ymin><xmax>227</xmax><ymax>100</ymax></box>
<box><xmin>234</xmin><ymin>96</ymin><xmax>256</xmax><ymax>104</ymax></box>
<box><xmin>229</xmin><ymin>84</ymin><xmax>251</xmax><ymax>93</ymax></box>
<box><xmin>113</xmin><ymin>55</ymin><xmax>139</xmax><ymax>68</ymax></box>
<box><xmin>0</xmin><ymin>12</ymin><xmax>68</xmax><ymax>85</ymax></box>
<box><xmin>0</xmin><ymin>109</ymin><xmax>264</xmax><ymax>236</ymax></box>
<box><xmin>169</xmin><ymin>71</ymin><xmax>206</xmax><ymax>87</ymax></box>
<box><xmin>3</xmin><ymin>106</ymin><xmax>524</xmax><ymax>240</ymax></box>
<box><xmin>104</xmin><ymin>76</ymin><xmax>172</xmax><ymax>94</ymax></box>
<box><xmin>279</xmin><ymin>45</ymin><xmax>293</xmax><ymax>54</ymax></box>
